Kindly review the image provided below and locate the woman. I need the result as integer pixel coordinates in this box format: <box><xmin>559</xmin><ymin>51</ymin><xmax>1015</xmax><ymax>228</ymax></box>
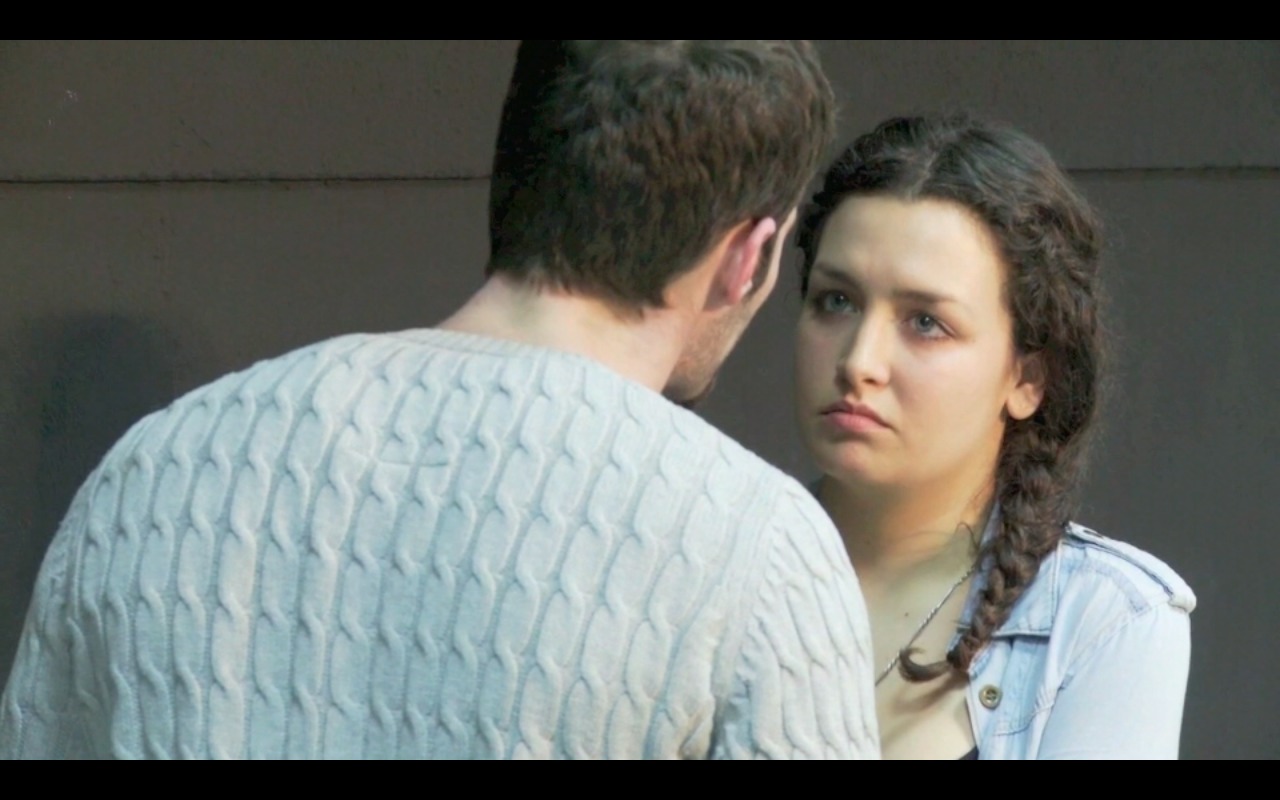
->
<box><xmin>794</xmin><ymin>114</ymin><xmax>1195</xmax><ymax>759</ymax></box>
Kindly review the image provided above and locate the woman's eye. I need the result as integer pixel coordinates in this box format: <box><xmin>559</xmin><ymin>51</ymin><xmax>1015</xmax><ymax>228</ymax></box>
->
<box><xmin>814</xmin><ymin>291</ymin><xmax>854</xmax><ymax>315</ymax></box>
<box><xmin>909</xmin><ymin>313</ymin><xmax>947</xmax><ymax>338</ymax></box>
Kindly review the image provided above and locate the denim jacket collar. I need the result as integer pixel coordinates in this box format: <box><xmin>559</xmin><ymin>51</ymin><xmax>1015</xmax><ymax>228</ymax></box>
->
<box><xmin>958</xmin><ymin>509</ymin><xmax>1196</xmax><ymax>655</ymax></box>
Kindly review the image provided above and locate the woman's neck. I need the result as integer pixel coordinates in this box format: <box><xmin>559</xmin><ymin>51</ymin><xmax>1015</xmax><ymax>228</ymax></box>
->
<box><xmin>821</xmin><ymin>475</ymin><xmax>994</xmax><ymax>578</ymax></box>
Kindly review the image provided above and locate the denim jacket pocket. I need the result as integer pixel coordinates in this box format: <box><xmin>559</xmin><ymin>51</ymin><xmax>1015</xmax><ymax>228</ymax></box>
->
<box><xmin>969</xmin><ymin>633</ymin><xmax>1056</xmax><ymax>758</ymax></box>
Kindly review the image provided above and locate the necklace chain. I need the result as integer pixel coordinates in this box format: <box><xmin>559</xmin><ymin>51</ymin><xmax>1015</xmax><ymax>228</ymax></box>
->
<box><xmin>875</xmin><ymin>562</ymin><xmax>978</xmax><ymax>686</ymax></box>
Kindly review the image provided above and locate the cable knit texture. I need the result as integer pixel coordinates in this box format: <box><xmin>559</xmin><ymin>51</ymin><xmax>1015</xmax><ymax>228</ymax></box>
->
<box><xmin>1</xmin><ymin>329</ymin><xmax>878</xmax><ymax>759</ymax></box>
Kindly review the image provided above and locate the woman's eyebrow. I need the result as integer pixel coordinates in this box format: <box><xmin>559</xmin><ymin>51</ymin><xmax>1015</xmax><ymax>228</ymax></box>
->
<box><xmin>811</xmin><ymin>263</ymin><xmax>860</xmax><ymax>287</ymax></box>
<box><xmin>892</xmin><ymin>288</ymin><xmax>962</xmax><ymax>307</ymax></box>
<box><xmin>812</xmin><ymin>265</ymin><xmax>968</xmax><ymax>311</ymax></box>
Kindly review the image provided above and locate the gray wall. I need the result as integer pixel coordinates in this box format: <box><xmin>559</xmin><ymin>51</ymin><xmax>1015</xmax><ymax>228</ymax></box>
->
<box><xmin>2</xmin><ymin>40</ymin><xmax>1276</xmax><ymax>758</ymax></box>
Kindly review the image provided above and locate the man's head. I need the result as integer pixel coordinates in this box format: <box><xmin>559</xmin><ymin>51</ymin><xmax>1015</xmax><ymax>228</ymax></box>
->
<box><xmin>488</xmin><ymin>41</ymin><xmax>834</xmax><ymax>304</ymax></box>
<box><xmin>486</xmin><ymin>41</ymin><xmax>835</xmax><ymax>401</ymax></box>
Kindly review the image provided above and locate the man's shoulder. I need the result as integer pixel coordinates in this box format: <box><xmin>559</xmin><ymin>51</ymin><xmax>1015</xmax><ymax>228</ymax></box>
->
<box><xmin>608</xmin><ymin>383</ymin><xmax>829</xmax><ymax>526</ymax></box>
<box><xmin>83</xmin><ymin>332</ymin><xmax>390</xmax><ymax>473</ymax></box>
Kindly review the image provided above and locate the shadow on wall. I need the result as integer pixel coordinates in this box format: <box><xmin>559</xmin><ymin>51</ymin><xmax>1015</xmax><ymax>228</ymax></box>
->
<box><xmin>2</xmin><ymin>313</ymin><xmax>198</xmax><ymax>686</ymax></box>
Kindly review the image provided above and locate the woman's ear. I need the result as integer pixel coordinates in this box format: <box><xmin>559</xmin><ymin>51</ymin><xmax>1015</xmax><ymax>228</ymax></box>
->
<box><xmin>1006</xmin><ymin>352</ymin><xmax>1046</xmax><ymax>421</ymax></box>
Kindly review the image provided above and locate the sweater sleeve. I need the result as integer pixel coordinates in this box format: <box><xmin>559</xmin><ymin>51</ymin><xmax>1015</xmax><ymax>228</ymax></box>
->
<box><xmin>0</xmin><ymin>484</ymin><xmax>96</xmax><ymax>759</ymax></box>
<box><xmin>709</xmin><ymin>486</ymin><xmax>880</xmax><ymax>759</ymax></box>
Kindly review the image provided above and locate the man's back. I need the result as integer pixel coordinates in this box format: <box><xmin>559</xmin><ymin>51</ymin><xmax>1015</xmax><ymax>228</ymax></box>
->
<box><xmin>1</xmin><ymin>330</ymin><xmax>877</xmax><ymax>758</ymax></box>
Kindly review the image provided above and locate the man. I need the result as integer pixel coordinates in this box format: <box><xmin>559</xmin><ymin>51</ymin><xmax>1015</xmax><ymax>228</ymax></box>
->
<box><xmin>1</xmin><ymin>41</ymin><xmax>878</xmax><ymax>759</ymax></box>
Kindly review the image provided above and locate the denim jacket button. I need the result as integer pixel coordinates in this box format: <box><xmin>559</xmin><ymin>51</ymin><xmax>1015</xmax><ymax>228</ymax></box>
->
<box><xmin>979</xmin><ymin>684</ymin><xmax>1002</xmax><ymax>709</ymax></box>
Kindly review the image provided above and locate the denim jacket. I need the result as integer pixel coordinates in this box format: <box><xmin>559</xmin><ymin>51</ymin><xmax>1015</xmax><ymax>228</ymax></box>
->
<box><xmin>960</xmin><ymin>520</ymin><xmax>1196</xmax><ymax>759</ymax></box>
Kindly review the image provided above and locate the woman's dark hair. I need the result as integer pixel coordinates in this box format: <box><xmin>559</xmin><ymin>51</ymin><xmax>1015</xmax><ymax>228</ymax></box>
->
<box><xmin>797</xmin><ymin>113</ymin><xmax>1105</xmax><ymax>681</ymax></box>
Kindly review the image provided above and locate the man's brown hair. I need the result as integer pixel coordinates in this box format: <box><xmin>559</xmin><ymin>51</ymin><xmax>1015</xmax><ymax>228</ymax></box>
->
<box><xmin>487</xmin><ymin>41</ymin><xmax>836</xmax><ymax>310</ymax></box>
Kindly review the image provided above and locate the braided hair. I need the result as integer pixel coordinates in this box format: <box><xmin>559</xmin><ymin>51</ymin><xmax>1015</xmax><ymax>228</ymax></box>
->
<box><xmin>797</xmin><ymin>114</ymin><xmax>1105</xmax><ymax>680</ymax></box>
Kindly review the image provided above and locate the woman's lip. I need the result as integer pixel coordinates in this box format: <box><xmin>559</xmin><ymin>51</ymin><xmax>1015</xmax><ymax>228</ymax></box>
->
<box><xmin>819</xmin><ymin>402</ymin><xmax>890</xmax><ymax>432</ymax></box>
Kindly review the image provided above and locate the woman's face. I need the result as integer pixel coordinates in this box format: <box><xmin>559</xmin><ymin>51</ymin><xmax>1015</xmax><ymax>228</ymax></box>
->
<box><xmin>794</xmin><ymin>196</ymin><xmax>1043</xmax><ymax>494</ymax></box>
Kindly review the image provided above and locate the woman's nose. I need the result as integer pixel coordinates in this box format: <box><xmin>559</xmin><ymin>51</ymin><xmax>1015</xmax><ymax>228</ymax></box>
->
<box><xmin>838</xmin><ymin>315</ymin><xmax>891</xmax><ymax>390</ymax></box>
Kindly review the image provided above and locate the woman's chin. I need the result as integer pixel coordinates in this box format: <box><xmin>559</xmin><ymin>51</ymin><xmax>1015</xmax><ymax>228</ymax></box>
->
<box><xmin>812</xmin><ymin>449</ymin><xmax>896</xmax><ymax>489</ymax></box>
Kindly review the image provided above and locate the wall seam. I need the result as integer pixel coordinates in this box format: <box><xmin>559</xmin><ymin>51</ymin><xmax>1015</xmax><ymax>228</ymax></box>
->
<box><xmin>0</xmin><ymin>176</ymin><xmax>492</xmax><ymax>187</ymax></box>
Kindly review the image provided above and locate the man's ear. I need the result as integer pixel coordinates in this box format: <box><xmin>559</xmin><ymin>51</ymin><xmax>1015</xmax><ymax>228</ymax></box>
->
<box><xmin>708</xmin><ymin>217</ymin><xmax>778</xmax><ymax>309</ymax></box>
<box><xmin>1006</xmin><ymin>352</ymin><xmax>1046</xmax><ymax>421</ymax></box>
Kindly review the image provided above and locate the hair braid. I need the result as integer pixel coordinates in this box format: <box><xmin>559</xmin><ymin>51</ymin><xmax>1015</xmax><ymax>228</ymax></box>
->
<box><xmin>949</xmin><ymin>427</ymin><xmax>1072</xmax><ymax>671</ymax></box>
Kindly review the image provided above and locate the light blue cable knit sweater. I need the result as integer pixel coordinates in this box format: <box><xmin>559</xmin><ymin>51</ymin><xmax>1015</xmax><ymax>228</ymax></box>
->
<box><xmin>0</xmin><ymin>329</ymin><xmax>878</xmax><ymax>759</ymax></box>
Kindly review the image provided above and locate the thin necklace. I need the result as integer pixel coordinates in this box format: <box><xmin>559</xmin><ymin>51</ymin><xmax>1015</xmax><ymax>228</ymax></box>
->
<box><xmin>875</xmin><ymin>562</ymin><xmax>978</xmax><ymax>686</ymax></box>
